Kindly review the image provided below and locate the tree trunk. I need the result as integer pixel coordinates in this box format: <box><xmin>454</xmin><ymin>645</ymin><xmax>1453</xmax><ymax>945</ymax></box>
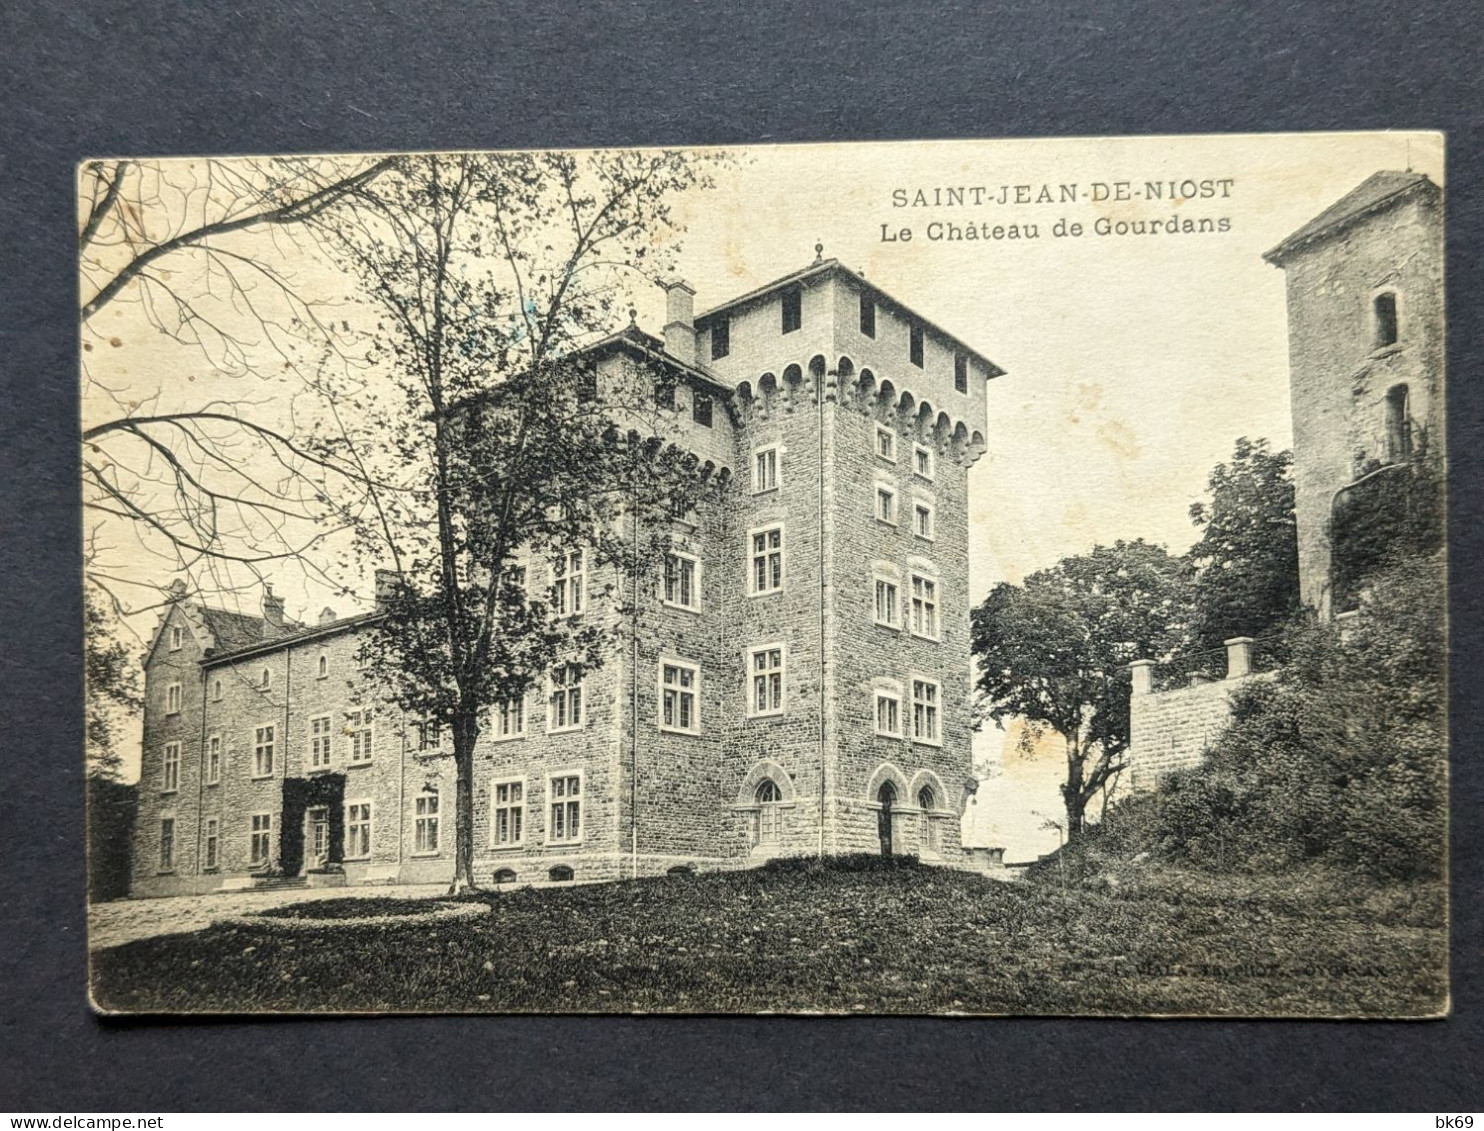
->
<box><xmin>1063</xmin><ymin>735</ymin><xmax>1087</xmax><ymax>840</ymax></box>
<box><xmin>448</xmin><ymin>710</ymin><xmax>480</xmax><ymax>894</ymax></box>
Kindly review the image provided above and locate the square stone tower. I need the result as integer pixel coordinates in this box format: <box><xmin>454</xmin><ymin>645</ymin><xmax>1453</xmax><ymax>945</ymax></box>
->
<box><xmin>691</xmin><ymin>255</ymin><xmax>999</xmax><ymax>862</ymax></box>
<box><xmin>1264</xmin><ymin>172</ymin><xmax>1444</xmax><ymax>616</ymax></box>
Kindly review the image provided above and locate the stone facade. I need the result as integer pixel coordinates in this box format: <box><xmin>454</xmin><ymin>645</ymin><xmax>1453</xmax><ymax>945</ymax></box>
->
<box><xmin>1264</xmin><ymin>172</ymin><xmax>1444</xmax><ymax>616</ymax></box>
<box><xmin>130</xmin><ymin>257</ymin><xmax>1002</xmax><ymax>897</ymax></box>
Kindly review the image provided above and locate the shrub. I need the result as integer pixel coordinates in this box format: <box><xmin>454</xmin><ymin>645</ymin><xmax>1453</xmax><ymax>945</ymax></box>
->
<box><xmin>758</xmin><ymin>853</ymin><xmax>925</xmax><ymax>874</ymax></box>
<box><xmin>1152</xmin><ymin>550</ymin><xmax>1445</xmax><ymax>880</ymax></box>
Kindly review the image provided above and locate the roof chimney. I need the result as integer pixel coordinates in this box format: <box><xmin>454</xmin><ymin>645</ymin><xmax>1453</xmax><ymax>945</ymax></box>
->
<box><xmin>262</xmin><ymin>584</ymin><xmax>287</xmax><ymax>631</ymax></box>
<box><xmin>661</xmin><ymin>278</ymin><xmax>696</xmax><ymax>367</ymax></box>
<box><xmin>374</xmin><ymin>569</ymin><xmax>400</xmax><ymax>612</ymax></box>
<box><xmin>319</xmin><ymin>607</ymin><xmax>338</xmax><ymax>626</ymax></box>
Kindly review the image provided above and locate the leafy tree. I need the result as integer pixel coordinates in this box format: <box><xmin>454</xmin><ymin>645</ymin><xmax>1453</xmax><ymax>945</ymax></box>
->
<box><xmin>85</xmin><ymin>587</ymin><xmax>143</xmax><ymax>901</ymax></box>
<box><xmin>972</xmin><ymin>540</ymin><xmax>1193</xmax><ymax>837</ymax></box>
<box><xmin>318</xmin><ymin>151</ymin><xmax>727</xmax><ymax>891</ymax></box>
<box><xmin>85</xmin><ymin>588</ymin><xmax>143</xmax><ymax>777</ymax></box>
<box><xmin>1184</xmin><ymin>437</ymin><xmax>1299</xmax><ymax>667</ymax></box>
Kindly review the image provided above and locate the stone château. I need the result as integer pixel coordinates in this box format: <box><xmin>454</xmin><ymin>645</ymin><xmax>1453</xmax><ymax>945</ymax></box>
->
<box><xmin>130</xmin><ymin>255</ymin><xmax>1001</xmax><ymax>895</ymax></box>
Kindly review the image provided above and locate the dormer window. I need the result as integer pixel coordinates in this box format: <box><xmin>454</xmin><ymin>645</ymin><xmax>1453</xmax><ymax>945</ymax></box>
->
<box><xmin>1373</xmin><ymin>292</ymin><xmax>1399</xmax><ymax>349</ymax></box>
<box><xmin>710</xmin><ymin>317</ymin><xmax>730</xmax><ymax>360</ymax></box>
<box><xmin>781</xmin><ymin>287</ymin><xmax>802</xmax><ymax>335</ymax></box>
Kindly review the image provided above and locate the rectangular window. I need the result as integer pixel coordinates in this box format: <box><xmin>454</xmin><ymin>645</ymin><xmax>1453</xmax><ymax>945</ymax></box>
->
<box><xmin>204</xmin><ymin>817</ymin><xmax>219</xmax><ymax>870</ymax></box>
<box><xmin>912</xmin><ymin>679</ymin><xmax>940</xmax><ymax>743</ymax></box>
<box><xmin>161</xmin><ymin>741</ymin><xmax>181</xmax><ymax>793</ymax></box>
<box><xmin>875</xmin><ymin>691</ymin><xmax>901</xmax><ymax>736</ymax></box>
<box><xmin>753</xmin><ymin>446</ymin><xmax>779</xmax><ymax>492</ymax></box>
<box><xmin>876</xmin><ymin>486</ymin><xmax>896</xmax><ymax>525</ymax></box>
<box><xmin>309</xmin><ymin>714</ymin><xmax>333</xmax><ymax>769</ymax></box>
<box><xmin>692</xmin><ymin>392</ymin><xmax>713</xmax><ymax>427</ymax></box>
<box><xmin>165</xmin><ymin>682</ymin><xmax>182</xmax><ymax>715</ymax></box>
<box><xmin>660</xmin><ymin>660</ymin><xmax>700</xmax><ymax>734</ymax></box>
<box><xmin>1374</xmin><ymin>292</ymin><xmax>1399</xmax><ymax>349</ymax></box>
<box><xmin>344</xmin><ymin>801</ymin><xmax>372</xmax><ymax>859</ymax></box>
<box><xmin>874</xmin><ymin>578</ymin><xmax>900</xmax><ymax>628</ymax></box>
<box><xmin>710</xmin><ymin>316</ymin><xmax>730</xmax><ymax>360</ymax></box>
<box><xmin>169</xmin><ymin>625</ymin><xmax>183</xmax><ymax>651</ymax></box>
<box><xmin>497</xmin><ymin>695</ymin><xmax>526</xmax><ymax>739</ymax></box>
<box><xmin>914</xmin><ymin>443</ymin><xmax>934</xmax><ymax>480</ymax></box>
<box><xmin>491</xmin><ymin>779</ymin><xmax>525</xmax><ymax>846</ymax></box>
<box><xmin>418</xmin><ymin>718</ymin><xmax>441</xmax><ymax>752</ymax></box>
<box><xmin>347</xmin><ymin>708</ymin><xmax>374</xmax><ymax>764</ymax></box>
<box><xmin>749</xmin><ymin>645</ymin><xmax>785</xmax><ymax>717</ymax></box>
<box><xmin>914</xmin><ymin>502</ymin><xmax>935</xmax><ymax>540</ymax></box>
<box><xmin>576</xmin><ymin>366</ymin><xmax>598</xmax><ymax>402</ymax></box>
<box><xmin>781</xmin><ymin>287</ymin><xmax>802</xmax><ymax>334</ymax></box>
<box><xmin>954</xmin><ymin>352</ymin><xmax>968</xmax><ymax>393</ymax></box>
<box><xmin>750</xmin><ymin>526</ymin><xmax>784</xmax><ymax>594</ymax></box>
<box><xmin>253</xmin><ymin>725</ymin><xmax>275</xmax><ymax>778</ymax></box>
<box><xmin>414</xmin><ymin>793</ymin><xmax>440</xmax><ymax>854</ymax></box>
<box><xmin>910</xmin><ymin>325</ymin><xmax>924</xmax><ymax>368</ymax></box>
<box><xmin>250</xmin><ymin>813</ymin><xmax>272</xmax><ymax>867</ymax></box>
<box><xmin>158</xmin><ymin>817</ymin><xmax>175</xmax><ymax>871</ymax></box>
<box><xmin>547</xmin><ymin>773</ymin><xmax>583</xmax><ymax>844</ymax></box>
<box><xmin>552</xmin><ymin>548</ymin><xmax>585</xmax><ymax>616</ymax></box>
<box><xmin>654</xmin><ymin>376</ymin><xmax>676</xmax><ymax>411</ymax></box>
<box><xmin>911</xmin><ymin>574</ymin><xmax>939</xmax><ymax>640</ymax></box>
<box><xmin>663</xmin><ymin>551</ymin><xmax>700</xmax><ymax>611</ymax></box>
<box><xmin>206</xmin><ymin>734</ymin><xmax>221</xmax><ymax>785</ymax></box>
<box><xmin>549</xmin><ymin>664</ymin><xmax>584</xmax><ymax>731</ymax></box>
<box><xmin>860</xmin><ymin>292</ymin><xmax>876</xmax><ymax>338</ymax></box>
<box><xmin>876</xmin><ymin>425</ymin><xmax>896</xmax><ymax>462</ymax></box>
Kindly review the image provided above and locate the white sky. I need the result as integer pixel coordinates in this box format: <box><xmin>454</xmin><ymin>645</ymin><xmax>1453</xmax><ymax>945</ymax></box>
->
<box><xmin>88</xmin><ymin>133</ymin><xmax>1444</xmax><ymax>854</ymax></box>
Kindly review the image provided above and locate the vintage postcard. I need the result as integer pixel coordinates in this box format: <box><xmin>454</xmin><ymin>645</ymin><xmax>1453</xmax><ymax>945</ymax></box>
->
<box><xmin>82</xmin><ymin>132</ymin><xmax>1447</xmax><ymax>1017</ymax></box>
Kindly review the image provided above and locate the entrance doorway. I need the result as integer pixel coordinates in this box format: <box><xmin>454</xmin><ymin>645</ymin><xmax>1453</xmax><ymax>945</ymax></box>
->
<box><xmin>305</xmin><ymin>806</ymin><xmax>330</xmax><ymax>873</ymax></box>
<box><xmin>877</xmin><ymin>782</ymin><xmax>897</xmax><ymax>856</ymax></box>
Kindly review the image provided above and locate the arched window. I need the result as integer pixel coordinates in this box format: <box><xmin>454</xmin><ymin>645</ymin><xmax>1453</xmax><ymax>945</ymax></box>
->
<box><xmin>756</xmin><ymin>778</ymin><xmax>783</xmax><ymax>846</ymax></box>
<box><xmin>317</xmin><ymin>653</ymin><xmax>328</xmax><ymax>679</ymax></box>
<box><xmin>259</xmin><ymin>667</ymin><xmax>271</xmax><ymax>689</ymax></box>
<box><xmin>917</xmin><ymin>786</ymin><xmax>939</xmax><ymax>854</ymax></box>
<box><xmin>548</xmin><ymin>864</ymin><xmax>574</xmax><ymax>882</ymax></box>
<box><xmin>1374</xmin><ymin>292</ymin><xmax>1399</xmax><ymax>349</ymax></box>
<box><xmin>1385</xmin><ymin>384</ymin><xmax>1413</xmax><ymax>462</ymax></box>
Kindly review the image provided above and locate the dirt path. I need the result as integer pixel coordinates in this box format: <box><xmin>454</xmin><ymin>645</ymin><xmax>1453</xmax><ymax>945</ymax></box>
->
<box><xmin>88</xmin><ymin>884</ymin><xmax>449</xmax><ymax>950</ymax></box>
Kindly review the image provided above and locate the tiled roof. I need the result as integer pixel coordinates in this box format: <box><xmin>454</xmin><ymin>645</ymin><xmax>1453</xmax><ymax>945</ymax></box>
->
<box><xmin>199</xmin><ymin>607</ymin><xmax>267</xmax><ymax>652</ymax></box>
<box><xmin>1264</xmin><ymin>171</ymin><xmax>1438</xmax><ymax>264</ymax></box>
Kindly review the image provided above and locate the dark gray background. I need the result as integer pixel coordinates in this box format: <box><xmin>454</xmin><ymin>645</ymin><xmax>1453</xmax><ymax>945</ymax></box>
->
<box><xmin>2</xmin><ymin>0</ymin><xmax>1480</xmax><ymax>1111</ymax></box>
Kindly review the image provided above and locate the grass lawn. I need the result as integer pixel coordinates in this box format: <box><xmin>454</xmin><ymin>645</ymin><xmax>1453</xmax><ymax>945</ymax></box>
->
<box><xmin>89</xmin><ymin>859</ymin><xmax>1447</xmax><ymax>1017</ymax></box>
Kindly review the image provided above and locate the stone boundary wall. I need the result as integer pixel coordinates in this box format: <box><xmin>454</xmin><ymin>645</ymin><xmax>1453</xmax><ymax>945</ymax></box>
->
<box><xmin>1128</xmin><ymin>638</ymin><xmax>1271</xmax><ymax>792</ymax></box>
